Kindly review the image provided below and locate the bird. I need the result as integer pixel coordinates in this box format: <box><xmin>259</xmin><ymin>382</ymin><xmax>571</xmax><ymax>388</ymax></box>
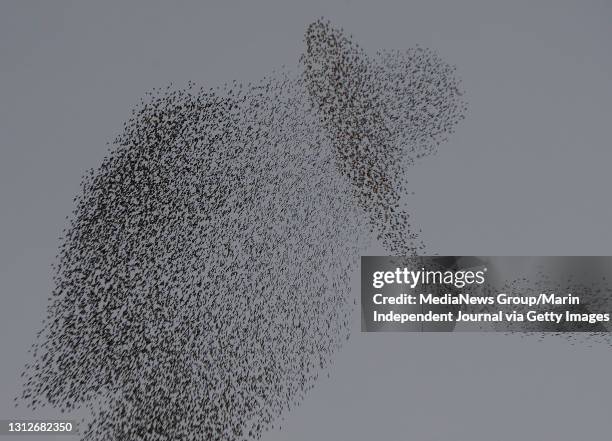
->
<box><xmin>18</xmin><ymin>18</ymin><xmax>466</xmax><ymax>441</ymax></box>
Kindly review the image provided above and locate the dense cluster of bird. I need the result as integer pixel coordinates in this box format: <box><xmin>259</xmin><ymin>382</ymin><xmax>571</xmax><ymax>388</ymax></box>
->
<box><xmin>303</xmin><ymin>21</ymin><xmax>466</xmax><ymax>254</ymax></box>
<box><xmin>19</xmin><ymin>19</ymin><xmax>466</xmax><ymax>440</ymax></box>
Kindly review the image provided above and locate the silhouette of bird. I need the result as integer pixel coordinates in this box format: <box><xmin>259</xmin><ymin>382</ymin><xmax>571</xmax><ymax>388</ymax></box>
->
<box><xmin>19</xmin><ymin>18</ymin><xmax>466</xmax><ymax>441</ymax></box>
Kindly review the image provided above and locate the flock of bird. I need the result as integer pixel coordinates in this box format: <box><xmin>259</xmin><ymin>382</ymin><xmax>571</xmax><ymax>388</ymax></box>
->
<box><xmin>18</xmin><ymin>19</ymin><xmax>466</xmax><ymax>440</ymax></box>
